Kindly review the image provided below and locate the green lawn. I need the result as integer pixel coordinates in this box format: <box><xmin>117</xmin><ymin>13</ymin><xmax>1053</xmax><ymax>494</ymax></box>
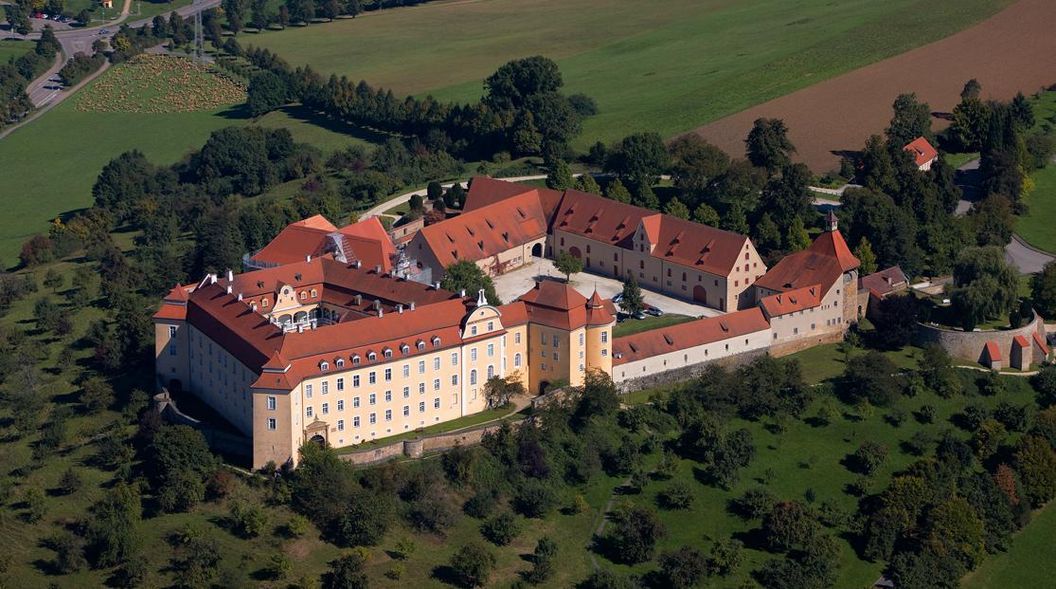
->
<box><xmin>944</xmin><ymin>151</ymin><xmax>980</xmax><ymax>170</ymax></box>
<box><xmin>963</xmin><ymin>501</ymin><xmax>1056</xmax><ymax>588</ymax></box>
<box><xmin>0</xmin><ymin>38</ymin><xmax>33</xmax><ymax>65</ymax></box>
<box><xmin>613</xmin><ymin>314</ymin><xmax>695</xmax><ymax>338</ymax></box>
<box><xmin>1018</xmin><ymin>163</ymin><xmax>1056</xmax><ymax>254</ymax></box>
<box><xmin>242</xmin><ymin>0</ymin><xmax>1012</xmax><ymax>149</ymax></box>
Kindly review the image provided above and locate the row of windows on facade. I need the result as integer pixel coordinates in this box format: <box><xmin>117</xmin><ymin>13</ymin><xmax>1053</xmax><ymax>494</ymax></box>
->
<box><xmin>265</xmin><ymin>398</ymin><xmax>446</xmax><ymax>431</ymax></box>
<box><xmin>299</xmin><ymin>363</ymin><xmax>502</xmax><ymax>400</ymax></box>
<box><xmin>314</xmin><ymin>330</ymin><xmax>519</xmax><ymax>373</ymax></box>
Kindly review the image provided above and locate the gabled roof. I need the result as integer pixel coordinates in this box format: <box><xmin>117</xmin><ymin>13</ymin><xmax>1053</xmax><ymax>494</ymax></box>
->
<box><xmin>904</xmin><ymin>137</ymin><xmax>938</xmax><ymax>167</ymax></box>
<box><xmin>1013</xmin><ymin>335</ymin><xmax>1030</xmax><ymax>348</ymax></box>
<box><xmin>860</xmin><ymin>266</ymin><xmax>909</xmax><ymax>299</ymax></box>
<box><xmin>1033</xmin><ymin>332</ymin><xmax>1050</xmax><ymax>356</ymax></box>
<box><xmin>754</xmin><ymin>227</ymin><xmax>859</xmax><ymax>294</ymax></box>
<box><xmin>984</xmin><ymin>340</ymin><xmax>1002</xmax><ymax>362</ymax></box>
<box><xmin>516</xmin><ymin>281</ymin><xmax>612</xmax><ymax>330</ymax></box>
<box><xmin>759</xmin><ymin>284</ymin><xmax>823</xmax><ymax>317</ymax></box>
<box><xmin>612</xmin><ymin>308</ymin><xmax>769</xmax><ymax>365</ymax></box>
<box><xmin>153</xmin><ymin>284</ymin><xmax>193</xmax><ymax>320</ymax></box>
<box><xmin>336</xmin><ymin>217</ymin><xmax>397</xmax><ymax>272</ymax></box>
<box><xmin>464</xmin><ymin>176</ymin><xmax>565</xmax><ymax>218</ymax></box>
<box><xmin>250</xmin><ymin>215</ymin><xmax>337</xmax><ymax>266</ymax></box>
<box><xmin>553</xmin><ymin>190</ymin><xmax>751</xmax><ymax>276</ymax></box>
<box><xmin>417</xmin><ymin>190</ymin><xmax>548</xmax><ymax>269</ymax></box>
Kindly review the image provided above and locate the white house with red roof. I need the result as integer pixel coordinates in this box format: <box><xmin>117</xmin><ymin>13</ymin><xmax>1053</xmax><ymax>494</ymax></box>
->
<box><xmin>904</xmin><ymin>137</ymin><xmax>939</xmax><ymax>171</ymax></box>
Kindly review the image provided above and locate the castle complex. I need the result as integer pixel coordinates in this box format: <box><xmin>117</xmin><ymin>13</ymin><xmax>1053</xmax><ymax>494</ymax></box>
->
<box><xmin>154</xmin><ymin>178</ymin><xmax>862</xmax><ymax>469</ymax></box>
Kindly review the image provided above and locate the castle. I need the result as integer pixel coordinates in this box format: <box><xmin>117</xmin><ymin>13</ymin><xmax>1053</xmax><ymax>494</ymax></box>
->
<box><xmin>154</xmin><ymin>179</ymin><xmax>861</xmax><ymax>469</ymax></box>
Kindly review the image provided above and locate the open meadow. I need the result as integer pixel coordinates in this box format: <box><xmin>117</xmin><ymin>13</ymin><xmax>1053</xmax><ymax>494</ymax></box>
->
<box><xmin>243</xmin><ymin>0</ymin><xmax>1014</xmax><ymax>151</ymax></box>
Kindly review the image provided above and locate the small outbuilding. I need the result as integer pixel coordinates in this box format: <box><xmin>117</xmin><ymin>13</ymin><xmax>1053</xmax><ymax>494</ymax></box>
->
<box><xmin>982</xmin><ymin>340</ymin><xmax>1003</xmax><ymax>370</ymax></box>
<box><xmin>904</xmin><ymin>137</ymin><xmax>938</xmax><ymax>171</ymax></box>
<box><xmin>1011</xmin><ymin>335</ymin><xmax>1032</xmax><ymax>371</ymax></box>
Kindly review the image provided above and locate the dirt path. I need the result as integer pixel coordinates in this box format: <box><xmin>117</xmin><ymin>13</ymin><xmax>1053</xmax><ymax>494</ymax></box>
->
<box><xmin>692</xmin><ymin>0</ymin><xmax>1056</xmax><ymax>172</ymax></box>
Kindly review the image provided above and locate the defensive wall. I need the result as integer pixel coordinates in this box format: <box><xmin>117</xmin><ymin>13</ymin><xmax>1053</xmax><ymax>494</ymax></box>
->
<box><xmin>915</xmin><ymin>311</ymin><xmax>1047</xmax><ymax>366</ymax></box>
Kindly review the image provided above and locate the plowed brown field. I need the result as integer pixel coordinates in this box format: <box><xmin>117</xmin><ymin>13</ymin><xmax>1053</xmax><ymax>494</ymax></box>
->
<box><xmin>693</xmin><ymin>0</ymin><xmax>1056</xmax><ymax>172</ymax></box>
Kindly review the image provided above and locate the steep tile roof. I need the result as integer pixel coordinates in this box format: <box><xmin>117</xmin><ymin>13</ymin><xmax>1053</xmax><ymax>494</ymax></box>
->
<box><xmin>1013</xmin><ymin>335</ymin><xmax>1030</xmax><ymax>348</ymax></box>
<box><xmin>759</xmin><ymin>284</ymin><xmax>823</xmax><ymax>317</ymax></box>
<box><xmin>860</xmin><ymin>266</ymin><xmax>909</xmax><ymax>299</ymax></box>
<box><xmin>612</xmin><ymin>308</ymin><xmax>769</xmax><ymax>365</ymax></box>
<box><xmin>754</xmin><ymin>228</ymin><xmax>859</xmax><ymax>294</ymax></box>
<box><xmin>249</xmin><ymin>215</ymin><xmax>337</xmax><ymax>266</ymax></box>
<box><xmin>336</xmin><ymin>217</ymin><xmax>397</xmax><ymax>272</ymax></box>
<box><xmin>186</xmin><ymin>282</ymin><xmax>285</xmax><ymax>370</ymax></box>
<box><xmin>904</xmin><ymin>137</ymin><xmax>938</xmax><ymax>168</ymax></box>
<box><xmin>1033</xmin><ymin>332</ymin><xmax>1050</xmax><ymax>356</ymax></box>
<box><xmin>516</xmin><ymin>280</ymin><xmax>615</xmax><ymax>330</ymax></box>
<box><xmin>985</xmin><ymin>340</ymin><xmax>1002</xmax><ymax>362</ymax></box>
<box><xmin>417</xmin><ymin>190</ymin><xmax>548</xmax><ymax>269</ymax></box>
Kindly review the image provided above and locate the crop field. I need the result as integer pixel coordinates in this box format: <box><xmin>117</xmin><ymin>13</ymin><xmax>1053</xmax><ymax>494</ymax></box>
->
<box><xmin>0</xmin><ymin>58</ymin><xmax>361</xmax><ymax>267</ymax></box>
<box><xmin>242</xmin><ymin>0</ymin><xmax>1014</xmax><ymax>151</ymax></box>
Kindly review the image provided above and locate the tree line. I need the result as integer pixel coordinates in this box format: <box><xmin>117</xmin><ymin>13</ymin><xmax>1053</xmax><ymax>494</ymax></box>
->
<box><xmin>0</xmin><ymin>26</ymin><xmax>60</xmax><ymax>128</ymax></box>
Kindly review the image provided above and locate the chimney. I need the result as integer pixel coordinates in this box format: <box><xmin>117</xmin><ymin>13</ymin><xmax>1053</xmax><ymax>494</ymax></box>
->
<box><xmin>373</xmin><ymin>299</ymin><xmax>381</xmax><ymax>310</ymax></box>
<box><xmin>459</xmin><ymin>289</ymin><xmax>466</xmax><ymax>298</ymax></box>
<box><xmin>209</xmin><ymin>274</ymin><xmax>217</xmax><ymax>284</ymax></box>
<box><xmin>476</xmin><ymin>289</ymin><xmax>487</xmax><ymax>307</ymax></box>
<box><xmin>306</xmin><ymin>255</ymin><xmax>312</xmax><ymax>263</ymax></box>
<box><xmin>354</xmin><ymin>294</ymin><xmax>362</xmax><ymax>305</ymax></box>
<box><xmin>297</xmin><ymin>325</ymin><xmax>304</xmax><ymax>333</ymax></box>
<box><xmin>226</xmin><ymin>269</ymin><xmax>234</xmax><ymax>282</ymax></box>
<box><xmin>375</xmin><ymin>264</ymin><xmax>382</xmax><ymax>274</ymax></box>
<box><xmin>433</xmin><ymin>281</ymin><xmax>441</xmax><ymax>290</ymax></box>
<box><xmin>226</xmin><ymin>285</ymin><xmax>233</xmax><ymax>295</ymax></box>
<box><xmin>353</xmin><ymin>260</ymin><xmax>361</xmax><ymax>269</ymax></box>
<box><xmin>410</xmin><ymin>301</ymin><xmax>416</xmax><ymax>311</ymax></box>
<box><xmin>377</xmin><ymin>308</ymin><xmax>384</xmax><ymax>318</ymax></box>
<box><xmin>237</xmin><ymin>293</ymin><xmax>243</xmax><ymax>301</ymax></box>
<box><xmin>397</xmin><ymin>304</ymin><xmax>404</xmax><ymax>314</ymax></box>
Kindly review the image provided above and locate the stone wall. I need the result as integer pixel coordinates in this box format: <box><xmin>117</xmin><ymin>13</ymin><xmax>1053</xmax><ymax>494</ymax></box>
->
<box><xmin>770</xmin><ymin>331</ymin><xmax>845</xmax><ymax>358</ymax></box>
<box><xmin>154</xmin><ymin>391</ymin><xmax>252</xmax><ymax>460</ymax></box>
<box><xmin>915</xmin><ymin>312</ymin><xmax>1047</xmax><ymax>366</ymax></box>
<box><xmin>338</xmin><ymin>420</ymin><xmax>523</xmax><ymax>466</ymax></box>
<box><xmin>615</xmin><ymin>348</ymin><xmax>768</xmax><ymax>393</ymax></box>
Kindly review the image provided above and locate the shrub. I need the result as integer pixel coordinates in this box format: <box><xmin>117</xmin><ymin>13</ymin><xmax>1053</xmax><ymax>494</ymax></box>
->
<box><xmin>285</xmin><ymin>515</ymin><xmax>311</xmax><ymax>538</ymax></box>
<box><xmin>513</xmin><ymin>478</ymin><xmax>558</xmax><ymax>518</ymax></box>
<box><xmin>229</xmin><ymin>499</ymin><xmax>269</xmax><ymax>538</ymax></box>
<box><xmin>849</xmin><ymin>441</ymin><xmax>888</xmax><ymax>475</ymax></box>
<box><xmin>730</xmin><ymin>487</ymin><xmax>776</xmax><ymax>520</ymax></box>
<box><xmin>58</xmin><ymin>467</ymin><xmax>83</xmax><ymax>496</ymax></box>
<box><xmin>481</xmin><ymin>510</ymin><xmax>522</xmax><ymax>546</ymax></box>
<box><xmin>407</xmin><ymin>494</ymin><xmax>460</xmax><ymax>534</ymax></box>
<box><xmin>915</xmin><ymin>404</ymin><xmax>937</xmax><ymax>424</ymax></box>
<box><xmin>464</xmin><ymin>489</ymin><xmax>498</xmax><ymax>519</ymax></box>
<box><xmin>658</xmin><ymin>481</ymin><xmax>694</xmax><ymax>510</ymax></box>
<box><xmin>448</xmin><ymin>543</ymin><xmax>496</xmax><ymax>588</ymax></box>
<box><xmin>264</xmin><ymin>553</ymin><xmax>292</xmax><ymax>580</ymax></box>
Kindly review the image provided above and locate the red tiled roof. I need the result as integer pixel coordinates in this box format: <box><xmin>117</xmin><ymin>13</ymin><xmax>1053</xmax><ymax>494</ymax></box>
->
<box><xmin>517</xmin><ymin>281</ymin><xmax>614</xmax><ymax>330</ymax></box>
<box><xmin>418</xmin><ymin>190</ymin><xmax>548</xmax><ymax>269</ymax></box>
<box><xmin>1013</xmin><ymin>335</ymin><xmax>1030</xmax><ymax>348</ymax></box>
<box><xmin>519</xmin><ymin>280</ymin><xmax>588</xmax><ymax>310</ymax></box>
<box><xmin>759</xmin><ymin>284</ymin><xmax>823</xmax><ymax>317</ymax></box>
<box><xmin>985</xmin><ymin>340</ymin><xmax>1002</xmax><ymax>362</ymax></box>
<box><xmin>186</xmin><ymin>283</ymin><xmax>285</xmax><ymax>370</ymax></box>
<box><xmin>336</xmin><ymin>217</ymin><xmax>397</xmax><ymax>272</ymax></box>
<box><xmin>153</xmin><ymin>284</ymin><xmax>193</xmax><ymax>320</ymax></box>
<box><xmin>250</xmin><ymin>215</ymin><xmax>336</xmax><ymax>266</ymax></box>
<box><xmin>552</xmin><ymin>190</ymin><xmax>752</xmax><ymax>276</ymax></box>
<box><xmin>860</xmin><ymin>266</ymin><xmax>909</xmax><ymax>298</ymax></box>
<box><xmin>755</xmin><ymin>228</ymin><xmax>859</xmax><ymax>294</ymax></box>
<box><xmin>496</xmin><ymin>301</ymin><xmax>528</xmax><ymax>326</ymax></box>
<box><xmin>904</xmin><ymin>137</ymin><xmax>938</xmax><ymax>168</ymax></box>
<box><xmin>612</xmin><ymin>308</ymin><xmax>769</xmax><ymax>365</ymax></box>
<box><xmin>1033</xmin><ymin>332</ymin><xmax>1050</xmax><ymax>356</ymax></box>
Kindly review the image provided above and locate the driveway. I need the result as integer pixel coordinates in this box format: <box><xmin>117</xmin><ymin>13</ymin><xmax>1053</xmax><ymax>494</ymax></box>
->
<box><xmin>491</xmin><ymin>258</ymin><xmax>724</xmax><ymax>318</ymax></box>
<box><xmin>1006</xmin><ymin>234</ymin><xmax>1054</xmax><ymax>275</ymax></box>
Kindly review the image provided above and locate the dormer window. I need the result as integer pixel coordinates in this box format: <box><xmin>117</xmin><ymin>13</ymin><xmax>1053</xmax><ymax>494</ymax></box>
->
<box><xmin>336</xmin><ymin>358</ymin><xmax>345</xmax><ymax>368</ymax></box>
<box><xmin>401</xmin><ymin>344</ymin><xmax>410</xmax><ymax>354</ymax></box>
<box><xmin>310</xmin><ymin>289</ymin><xmax>318</xmax><ymax>298</ymax></box>
<box><xmin>367</xmin><ymin>352</ymin><xmax>377</xmax><ymax>362</ymax></box>
<box><xmin>432</xmin><ymin>336</ymin><xmax>441</xmax><ymax>348</ymax></box>
<box><xmin>417</xmin><ymin>341</ymin><xmax>426</xmax><ymax>352</ymax></box>
<box><xmin>383</xmin><ymin>348</ymin><xmax>393</xmax><ymax>358</ymax></box>
<box><xmin>300</xmin><ymin>291</ymin><xmax>307</xmax><ymax>300</ymax></box>
<box><xmin>352</xmin><ymin>355</ymin><xmax>361</xmax><ymax>366</ymax></box>
<box><xmin>261</xmin><ymin>299</ymin><xmax>269</xmax><ymax>307</ymax></box>
<box><xmin>320</xmin><ymin>361</ymin><xmax>330</xmax><ymax>372</ymax></box>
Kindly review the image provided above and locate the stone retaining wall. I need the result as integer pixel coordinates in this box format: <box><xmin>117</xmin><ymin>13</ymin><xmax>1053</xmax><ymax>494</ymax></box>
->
<box><xmin>615</xmin><ymin>348</ymin><xmax>768</xmax><ymax>393</ymax></box>
<box><xmin>338</xmin><ymin>420</ymin><xmax>520</xmax><ymax>466</ymax></box>
<box><xmin>154</xmin><ymin>391</ymin><xmax>252</xmax><ymax>459</ymax></box>
<box><xmin>914</xmin><ymin>312</ymin><xmax>1046</xmax><ymax>366</ymax></box>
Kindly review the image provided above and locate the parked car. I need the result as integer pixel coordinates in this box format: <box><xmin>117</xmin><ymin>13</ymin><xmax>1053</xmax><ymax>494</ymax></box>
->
<box><xmin>612</xmin><ymin>293</ymin><xmax>624</xmax><ymax>304</ymax></box>
<box><xmin>644</xmin><ymin>305</ymin><xmax>663</xmax><ymax>317</ymax></box>
<box><xmin>632</xmin><ymin>311</ymin><xmax>646</xmax><ymax>320</ymax></box>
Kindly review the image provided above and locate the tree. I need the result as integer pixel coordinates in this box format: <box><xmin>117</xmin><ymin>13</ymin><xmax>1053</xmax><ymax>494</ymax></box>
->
<box><xmin>146</xmin><ymin>425</ymin><xmax>218</xmax><ymax>513</ymax></box>
<box><xmin>886</xmin><ymin>93</ymin><xmax>932</xmax><ymax>147</ymax></box>
<box><xmin>480</xmin><ymin>510</ymin><xmax>522</xmax><ymax>546</ymax></box>
<box><xmin>546</xmin><ymin>159</ymin><xmax>573</xmax><ymax>190</ymax></box>
<box><xmin>58</xmin><ymin>467</ymin><xmax>83</xmax><ymax>495</ymax></box>
<box><xmin>853</xmin><ymin>237</ymin><xmax>878</xmax><ymax>274</ymax></box>
<box><xmin>605</xmin><ymin>177</ymin><xmax>632</xmax><ymax>203</ymax></box>
<box><xmin>762</xmin><ymin>501</ymin><xmax>818</xmax><ymax>552</ymax></box>
<box><xmin>961</xmin><ymin>79</ymin><xmax>982</xmax><ymax>100</ymax></box>
<box><xmin>1033</xmin><ymin>365</ymin><xmax>1056</xmax><ymax>407</ymax></box>
<box><xmin>440</xmin><ymin>260</ymin><xmax>500</xmax><ymax>305</ymax></box>
<box><xmin>319</xmin><ymin>0</ymin><xmax>339</xmax><ymax>20</ymax></box>
<box><xmin>80</xmin><ymin>375</ymin><xmax>115</xmax><ymax>413</ymax></box>
<box><xmin>575</xmin><ymin>174</ymin><xmax>602</xmax><ymax>194</ymax></box>
<box><xmin>745</xmin><ymin>118</ymin><xmax>795</xmax><ymax>173</ymax></box>
<box><xmin>620</xmin><ymin>275</ymin><xmax>644</xmax><ymax>315</ymax></box>
<box><xmin>483</xmin><ymin>56</ymin><xmax>562</xmax><ymax>112</ymax></box>
<box><xmin>949</xmin><ymin>97</ymin><xmax>990</xmax><ymax>151</ymax></box>
<box><xmin>524</xmin><ymin>536</ymin><xmax>558</xmax><ymax>584</ymax></box>
<box><xmin>247</xmin><ymin>72</ymin><xmax>289</xmax><ymax>117</ymax></box>
<box><xmin>849</xmin><ymin>441</ymin><xmax>888</xmax><ymax>475</ymax></box>
<box><xmin>785</xmin><ymin>215</ymin><xmax>810</xmax><ymax>251</ymax></box>
<box><xmin>84</xmin><ymin>482</ymin><xmax>141</xmax><ymax>567</ymax></box>
<box><xmin>657</xmin><ymin>546</ymin><xmax>708</xmax><ymax>589</ymax></box>
<box><xmin>840</xmin><ymin>351</ymin><xmax>900</xmax><ymax>406</ymax></box>
<box><xmin>335</xmin><ymin>490</ymin><xmax>394</xmax><ymax>546</ymax></box>
<box><xmin>448</xmin><ymin>542</ymin><xmax>496</xmax><ymax>588</ymax></box>
<box><xmin>664</xmin><ymin>197</ymin><xmax>690</xmax><ymax>219</ymax></box>
<box><xmin>229</xmin><ymin>499</ymin><xmax>269</xmax><ymax>538</ymax></box>
<box><xmin>605</xmin><ymin>132</ymin><xmax>669</xmax><ymax>187</ymax></box>
<box><xmin>951</xmin><ymin>246</ymin><xmax>1020</xmax><ymax>330</ymax></box>
<box><xmin>322</xmin><ymin>552</ymin><xmax>368</xmax><ymax>589</ymax></box>
<box><xmin>1015</xmin><ymin>435</ymin><xmax>1056</xmax><ymax>505</ymax></box>
<box><xmin>923</xmin><ymin>497</ymin><xmax>986</xmax><ymax>570</ymax></box>
<box><xmin>222</xmin><ymin>0</ymin><xmax>246</xmax><ymax>33</ymax></box>
<box><xmin>1010</xmin><ymin>92</ymin><xmax>1035</xmax><ymax>130</ymax></box>
<box><xmin>668</xmin><ymin>134</ymin><xmax>730</xmax><ymax>196</ymax></box>
<box><xmin>51</xmin><ymin>531</ymin><xmax>87</xmax><ymax>574</ymax></box>
<box><xmin>554</xmin><ymin>250</ymin><xmax>583</xmax><ymax>282</ymax></box>
<box><xmin>604</xmin><ymin>504</ymin><xmax>666</xmax><ymax>564</ymax></box>
<box><xmin>1032</xmin><ymin>261</ymin><xmax>1056</xmax><ymax>318</ymax></box>
<box><xmin>482</xmin><ymin>374</ymin><xmax>525</xmax><ymax>408</ymax></box>
<box><xmin>693</xmin><ymin>202</ymin><xmax>720</xmax><ymax>226</ymax></box>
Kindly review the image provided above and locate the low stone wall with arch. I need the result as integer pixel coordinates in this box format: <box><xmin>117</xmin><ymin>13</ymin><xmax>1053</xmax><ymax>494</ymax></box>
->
<box><xmin>914</xmin><ymin>312</ymin><xmax>1047</xmax><ymax>368</ymax></box>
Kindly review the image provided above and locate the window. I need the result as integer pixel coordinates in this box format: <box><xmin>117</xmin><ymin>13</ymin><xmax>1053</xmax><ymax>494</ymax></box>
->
<box><xmin>434</xmin><ymin>398</ymin><xmax>440</xmax><ymax>409</ymax></box>
<box><xmin>266</xmin><ymin>396</ymin><xmax>276</xmax><ymax>411</ymax></box>
<box><xmin>433</xmin><ymin>378</ymin><xmax>441</xmax><ymax>391</ymax></box>
<box><xmin>353</xmin><ymin>416</ymin><xmax>360</xmax><ymax>427</ymax></box>
<box><xmin>419</xmin><ymin>383</ymin><xmax>425</xmax><ymax>394</ymax></box>
<box><xmin>305</xmin><ymin>384</ymin><xmax>313</xmax><ymax>398</ymax></box>
<box><xmin>369</xmin><ymin>413</ymin><xmax>376</xmax><ymax>424</ymax></box>
<box><xmin>337</xmin><ymin>378</ymin><xmax>344</xmax><ymax>391</ymax></box>
<box><xmin>403</xmin><ymin>405</ymin><xmax>409</xmax><ymax>417</ymax></box>
<box><xmin>403</xmin><ymin>386</ymin><xmax>410</xmax><ymax>398</ymax></box>
<box><xmin>470</xmin><ymin>369</ymin><xmax>477</xmax><ymax>385</ymax></box>
<box><xmin>383</xmin><ymin>348</ymin><xmax>392</xmax><ymax>359</ymax></box>
<box><xmin>486</xmin><ymin>365</ymin><xmax>494</xmax><ymax>379</ymax></box>
<box><xmin>306</xmin><ymin>406</ymin><xmax>314</xmax><ymax>418</ymax></box>
<box><xmin>487</xmin><ymin>321</ymin><xmax>494</xmax><ymax>331</ymax></box>
<box><xmin>353</xmin><ymin>375</ymin><xmax>360</xmax><ymax>387</ymax></box>
<box><xmin>514</xmin><ymin>332</ymin><xmax>521</xmax><ymax>344</ymax></box>
<box><xmin>451</xmin><ymin>352</ymin><xmax>458</xmax><ymax>366</ymax></box>
<box><xmin>552</xmin><ymin>335</ymin><xmax>559</xmax><ymax>347</ymax></box>
<box><xmin>385</xmin><ymin>409</ymin><xmax>392</xmax><ymax>422</ymax></box>
<box><xmin>601</xmin><ymin>332</ymin><xmax>608</xmax><ymax>343</ymax></box>
<box><xmin>451</xmin><ymin>375</ymin><xmax>459</xmax><ymax>386</ymax></box>
<box><xmin>369</xmin><ymin>393</ymin><xmax>376</xmax><ymax>405</ymax></box>
<box><xmin>337</xmin><ymin>420</ymin><xmax>344</xmax><ymax>431</ymax></box>
<box><xmin>353</xmin><ymin>396</ymin><xmax>360</xmax><ymax>408</ymax></box>
<box><xmin>384</xmin><ymin>368</ymin><xmax>392</xmax><ymax>382</ymax></box>
<box><xmin>418</xmin><ymin>360</ymin><xmax>426</xmax><ymax>374</ymax></box>
<box><xmin>322</xmin><ymin>403</ymin><xmax>329</xmax><ymax>415</ymax></box>
<box><xmin>168</xmin><ymin>325</ymin><xmax>177</xmax><ymax>337</ymax></box>
<box><xmin>514</xmin><ymin>353</ymin><xmax>522</xmax><ymax>367</ymax></box>
<box><xmin>579</xmin><ymin>333</ymin><xmax>584</xmax><ymax>346</ymax></box>
<box><xmin>336</xmin><ymin>358</ymin><xmax>344</xmax><ymax>368</ymax></box>
<box><xmin>434</xmin><ymin>357</ymin><xmax>441</xmax><ymax>370</ymax></box>
<box><xmin>417</xmin><ymin>341</ymin><xmax>426</xmax><ymax>351</ymax></box>
<box><xmin>419</xmin><ymin>401</ymin><xmax>425</xmax><ymax>413</ymax></box>
<box><xmin>487</xmin><ymin>343</ymin><xmax>494</xmax><ymax>357</ymax></box>
<box><xmin>471</xmin><ymin>325</ymin><xmax>477</xmax><ymax>336</ymax></box>
<box><xmin>402</xmin><ymin>364</ymin><xmax>410</xmax><ymax>378</ymax></box>
<box><xmin>262</xmin><ymin>299</ymin><xmax>269</xmax><ymax>307</ymax></box>
<box><xmin>367</xmin><ymin>352</ymin><xmax>377</xmax><ymax>362</ymax></box>
<box><xmin>369</xmin><ymin>372</ymin><xmax>376</xmax><ymax>384</ymax></box>
<box><xmin>384</xmin><ymin>391</ymin><xmax>392</xmax><ymax>402</ymax></box>
<box><xmin>337</xmin><ymin>400</ymin><xmax>344</xmax><ymax>411</ymax></box>
<box><xmin>401</xmin><ymin>344</ymin><xmax>410</xmax><ymax>355</ymax></box>
<box><xmin>321</xmin><ymin>381</ymin><xmax>329</xmax><ymax>395</ymax></box>
<box><xmin>432</xmin><ymin>336</ymin><xmax>441</xmax><ymax>348</ymax></box>
<box><xmin>352</xmin><ymin>355</ymin><xmax>360</xmax><ymax>366</ymax></box>
<box><xmin>470</xmin><ymin>348</ymin><xmax>477</xmax><ymax>361</ymax></box>
<box><xmin>267</xmin><ymin>418</ymin><xmax>276</xmax><ymax>430</ymax></box>
<box><xmin>602</xmin><ymin>349</ymin><xmax>608</xmax><ymax>357</ymax></box>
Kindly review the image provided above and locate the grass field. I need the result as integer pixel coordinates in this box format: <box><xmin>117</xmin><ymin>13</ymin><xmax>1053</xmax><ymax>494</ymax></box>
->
<box><xmin>963</xmin><ymin>502</ymin><xmax>1056</xmax><ymax>588</ymax></box>
<box><xmin>242</xmin><ymin>0</ymin><xmax>1012</xmax><ymax>149</ymax></box>
<box><xmin>0</xmin><ymin>61</ymin><xmax>366</xmax><ymax>268</ymax></box>
<box><xmin>0</xmin><ymin>38</ymin><xmax>33</xmax><ymax>65</ymax></box>
<box><xmin>1016</xmin><ymin>91</ymin><xmax>1056</xmax><ymax>254</ymax></box>
<box><xmin>613</xmin><ymin>314</ymin><xmax>694</xmax><ymax>338</ymax></box>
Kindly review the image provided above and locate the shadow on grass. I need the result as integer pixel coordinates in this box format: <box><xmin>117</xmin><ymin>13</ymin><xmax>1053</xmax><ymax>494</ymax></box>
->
<box><xmin>238</xmin><ymin>103</ymin><xmax>396</xmax><ymax>147</ymax></box>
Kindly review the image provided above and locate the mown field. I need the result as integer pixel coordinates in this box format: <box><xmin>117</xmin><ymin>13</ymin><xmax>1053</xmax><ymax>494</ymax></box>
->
<box><xmin>243</xmin><ymin>0</ymin><xmax>1013</xmax><ymax>150</ymax></box>
<box><xmin>0</xmin><ymin>38</ymin><xmax>33</xmax><ymax>65</ymax></box>
<box><xmin>0</xmin><ymin>59</ymin><xmax>365</xmax><ymax>267</ymax></box>
<box><xmin>1017</xmin><ymin>90</ymin><xmax>1056</xmax><ymax>254</ymax></box>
